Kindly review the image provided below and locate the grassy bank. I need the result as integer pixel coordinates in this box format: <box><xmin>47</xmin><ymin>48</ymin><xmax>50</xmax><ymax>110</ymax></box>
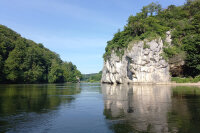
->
<box><xmin>171</xmin><ymin>76</ymin><xmax>200</xmax><ymax>83</ymax></box>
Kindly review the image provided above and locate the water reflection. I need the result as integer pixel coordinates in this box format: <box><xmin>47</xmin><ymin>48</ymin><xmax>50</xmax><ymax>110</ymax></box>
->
<box><xmin>0</xmin><ymin>83</ymin><xmax>81</xmax><ymax>115</ymax></box>
<box><xmin>169</xmin><ymin>86</ymin><xmax>200</xmax><ymax>133</ymax></box>
<box><xmin>102</xmin><ymin>84</ymin><xmax>200</xmax><ymax>133</ymax></box>
<box><xmin>1</xmin><ymin>83</ymin><xmax>200</xmax><ymax>133</ymax></box>
<box><xmin>0</xmin><ymin>83</ymin><xmax>81</xmax><ymax>132</ymax></box>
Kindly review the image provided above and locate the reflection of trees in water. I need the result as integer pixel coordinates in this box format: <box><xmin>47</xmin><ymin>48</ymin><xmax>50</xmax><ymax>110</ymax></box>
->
<box><xmin>102</xmin><ymin>84</ymin><xmax>172</xmax><ymax>133</ymax></box>
<box><xmin>0</xmin><ymin>83</ymin><xmax>81</xmax><ymax>133</ymax></box>
<box><xmin>0</xmin><ymin>83</ymin><xmax>81</xmax><ymax>116</ymax></box>
<box><xmin>168</xmin><ymin>86</ymin><xmax>200</xmax><ymax>133</ymax></box>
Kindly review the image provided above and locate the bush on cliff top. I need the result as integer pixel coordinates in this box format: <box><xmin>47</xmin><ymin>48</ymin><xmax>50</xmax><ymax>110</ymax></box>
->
<box><xmin>103</xmin><ymin>0</ymin><xmax>200</xmax><ymax>77</ymax></box>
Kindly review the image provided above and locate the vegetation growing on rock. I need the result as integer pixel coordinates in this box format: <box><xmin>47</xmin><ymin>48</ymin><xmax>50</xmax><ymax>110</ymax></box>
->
<box><xmin>0</xmin><ymin>25</ymin><xmax>81</xmax><ymax>83</ymax></box>
<box><xmin>103</xmin><ymin>0</ymin><xmax>200</xmax><ymax>77</ymax></box>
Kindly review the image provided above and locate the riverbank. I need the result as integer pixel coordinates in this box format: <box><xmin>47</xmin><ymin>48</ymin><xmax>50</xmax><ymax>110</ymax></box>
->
<box><xmin>102</xmin><ymin>81</ymin><xmax>200</xmax><ymax>86</ymax></box>
<box><xmin>126</xmin><ymin>82</ymin><xmax>200</xmax><ymax>86</ymax></box>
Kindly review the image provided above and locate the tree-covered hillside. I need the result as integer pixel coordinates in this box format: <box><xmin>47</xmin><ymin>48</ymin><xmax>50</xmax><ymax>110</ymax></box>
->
<box><xmin>0</xmin><ymin>25</ymin><xmax>81</xmax><ymax>83</ymax></box>
<box><xmin>103</xmin><ymin>0</ymin><xmax>200</xmax><ymax>77</ymax></box>
<box><xmin>81</xmin><ymin>71</ymin><xmax>102</xmax><ymax>82</ymax></box>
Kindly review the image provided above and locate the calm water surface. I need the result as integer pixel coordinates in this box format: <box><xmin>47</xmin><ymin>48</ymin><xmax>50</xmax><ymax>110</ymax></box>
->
<box><xmin>0</xmin><ymin>83</ymin><xmax>200</xmax><ymax>133</ymax></box>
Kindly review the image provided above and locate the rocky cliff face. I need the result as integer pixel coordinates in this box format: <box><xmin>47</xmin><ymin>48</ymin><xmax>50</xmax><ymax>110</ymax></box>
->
<box><xmin>101</xmin><ymin>37</ymin><xmax>171</xmax><ymax>84</ymax></box>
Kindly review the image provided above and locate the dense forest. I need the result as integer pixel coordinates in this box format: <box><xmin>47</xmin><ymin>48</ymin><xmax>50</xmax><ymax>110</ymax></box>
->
<box><xmin>0</xmin><ymin>25</ymin><xmax>81</xmax><ymax>83</ymax></box>
<box><xmin>81</xmin><ymin>71</ymin><xmax>102</xmax><ymax>82</ymax></box>
<box><xmin>103</xmin><ymin>0</ymin><xmax>200</xmax><ymax>78</ymax></box>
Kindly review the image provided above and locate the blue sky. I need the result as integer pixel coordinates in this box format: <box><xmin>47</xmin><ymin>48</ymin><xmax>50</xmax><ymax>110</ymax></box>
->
<box><xmin>0</xmin><ymin>0</ymin><xmax>185</xmax><ymax>74</ymax></box>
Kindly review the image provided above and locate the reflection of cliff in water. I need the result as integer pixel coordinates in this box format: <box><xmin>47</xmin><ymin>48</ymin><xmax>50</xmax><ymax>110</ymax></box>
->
<box><xmin>102</xmin><ymin>84</ymin><xmax>172</xmax><ymax>132</ymax></box>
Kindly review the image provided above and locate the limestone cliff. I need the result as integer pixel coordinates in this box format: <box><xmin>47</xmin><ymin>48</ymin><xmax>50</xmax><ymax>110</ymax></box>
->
<box><xmin>101</xmin><ymin>37</ymin><xmax>170</xmax><ymax>84</ymax></box>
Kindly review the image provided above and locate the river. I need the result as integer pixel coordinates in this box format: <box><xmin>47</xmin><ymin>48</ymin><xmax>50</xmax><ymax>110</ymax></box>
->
<box><xmin>0</xmin><ymin>83</ymin><xmax>200</xmax><ymax>133</ymax></box>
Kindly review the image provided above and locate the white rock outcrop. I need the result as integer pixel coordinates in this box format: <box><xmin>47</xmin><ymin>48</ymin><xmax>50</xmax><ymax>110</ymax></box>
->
<box><xmin>101</xmin><ymin>38</ymin><xmax>170</xmax><ymax>84</ymax></box>
<box><xmin>165</xmin><ymin>31</ymin><xmax>172</xmax><ymax>46</ymax></box>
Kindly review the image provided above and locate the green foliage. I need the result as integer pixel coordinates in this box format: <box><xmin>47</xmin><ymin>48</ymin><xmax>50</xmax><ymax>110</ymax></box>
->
<box><xmin>171</xmin><ymin>75</ymin><xmax>200</xmax><ymax>83</ymax></box>
<box><xmin>103</xmin><ymin>0</ymin><xmax>200</xmax><ymax>77</ymax></box>
<box><xmin>163</xmin><ymin>46</ymin><xmax>182</xmax><ymax>59</ymax></box>
<box><xmin>103</xmin><ymin>2</ymin><xmax>169</xmax><ymax>61</ymax></box>
<box><xmin>81</xmin><ymin>71</ymin><xmax>102</xmax><ymax>82</ymax></box>
<box><xmin>0</xmin><ymin>25</ymin><xmax>81</xmax><ymax>83</ymax></box>
<box><xmin>143</xmin><ymin>42</ymin><xmax>150</xmax><ymax>49</ymax></box>
<box><xmin>48</xmin><ymin>59</ymin><xmax>63</xmax><ymax>83</ymax></box>
<box><xmin>62</xmin><ymin>62</ymin><xmax>82</xmax><ymax>83</ymax></box>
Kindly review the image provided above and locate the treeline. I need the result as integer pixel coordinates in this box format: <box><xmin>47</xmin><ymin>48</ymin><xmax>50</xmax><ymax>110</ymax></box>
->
<box><xmin>0</xmin><ymin>25</ymin><xmax>81</xmax><ymax>83</ymax></box>
<box><xmin>103</xmin><ymin>0</ymin><xmax>200</xmax><ymax>77</ymax></box>
<box><xmin>81</xmin><ymin>71</ymin><xmax>102</xmax><ymax>82</ymax></box>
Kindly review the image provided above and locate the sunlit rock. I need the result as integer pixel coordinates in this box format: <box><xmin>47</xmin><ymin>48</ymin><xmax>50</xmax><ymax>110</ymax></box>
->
<box><xmin>101</xmin><ymin>37</ymin><xmax>171</xmax><ymax>84</ymax></box>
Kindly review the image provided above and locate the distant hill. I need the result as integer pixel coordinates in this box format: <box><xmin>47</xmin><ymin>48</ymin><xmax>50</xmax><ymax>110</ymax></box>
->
<box><xmin>0</xmin><ymin>25</ymin><xmax>81</xmax><ymax>83</ymax></box>
<box><xmin>81</xmin><ymin>71</ymin><xmax>102</xmax><ymax>82</ymax></box>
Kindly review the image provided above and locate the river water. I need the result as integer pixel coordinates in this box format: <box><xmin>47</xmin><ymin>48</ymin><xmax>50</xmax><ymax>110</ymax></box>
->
<box><xmin>0</xmin><ymin>83</ymin><xmax>200</xmax><ymax>133</ymax></box>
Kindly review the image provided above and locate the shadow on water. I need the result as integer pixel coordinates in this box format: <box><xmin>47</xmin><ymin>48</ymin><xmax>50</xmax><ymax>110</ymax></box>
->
<box><xmin>0</xmin><ymin>83</ymin><xmax>81</xmax><ymax>133</ymax></box>
<box><xmin>101</xmin><ymin>84</ymin><xmax>200</xmax><ymax>133</ymax></box>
